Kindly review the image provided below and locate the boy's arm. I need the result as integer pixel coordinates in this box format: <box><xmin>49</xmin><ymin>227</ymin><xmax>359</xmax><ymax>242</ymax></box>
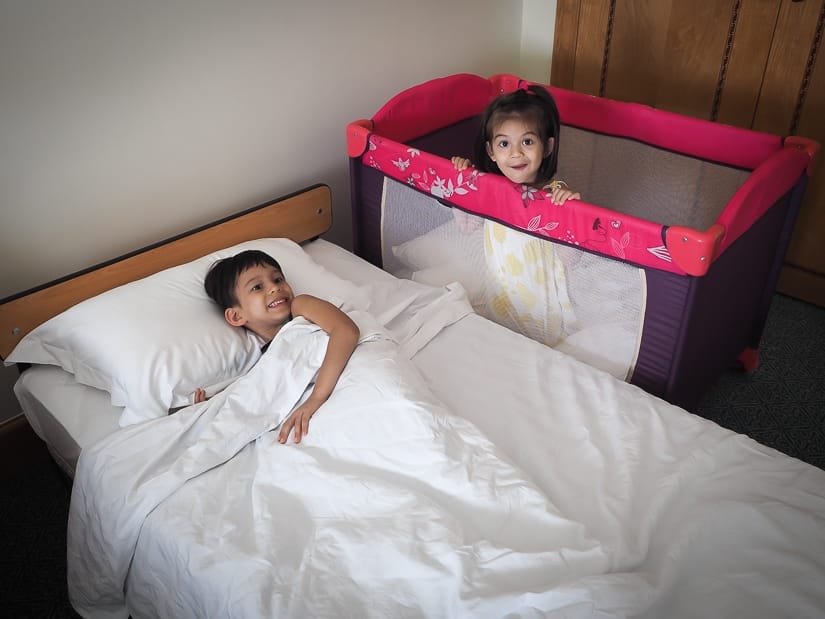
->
<box><xmin>278</xmin><ymin>294</ymin><xmax>360</xmax><ymax>443</ymax></box>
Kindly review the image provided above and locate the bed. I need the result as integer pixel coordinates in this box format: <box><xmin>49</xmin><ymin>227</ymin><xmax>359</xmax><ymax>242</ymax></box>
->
<box><xmin>2</xmin><ymin>184</ymin><xmax>824</xmax><ymax>619</ymax></box>
<box><xmin>347</xmin><ymin>73</ymin><xmax>820</xmax><ymax>409</ymax></box>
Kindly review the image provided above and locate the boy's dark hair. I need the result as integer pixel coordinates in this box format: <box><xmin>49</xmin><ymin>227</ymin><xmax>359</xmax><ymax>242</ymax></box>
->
<box><xmin>473</xmin><ymin>84</ymin><xmax>562</xmax><ymax>185</ymax></box>
<box><xmin>204</xmin><ymin>249</ymin><xmax>283</xmax><ymax>310</ymax></box>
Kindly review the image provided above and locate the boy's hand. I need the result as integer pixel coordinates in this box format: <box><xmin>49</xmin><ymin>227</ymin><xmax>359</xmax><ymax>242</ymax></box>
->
<box><xmin>193</xmin><ymin>388</ymin><xmax>208</xmax><ymax>403</ymax></box>
<box><xmin>451</xmin><ymin>156</ymin><xmax>472</xmax><ymax>170</ymax></box>
<box><xmin>278</xmin><ymin>397</ymin><xmax>323</xmax><ymax>444</ymax></box>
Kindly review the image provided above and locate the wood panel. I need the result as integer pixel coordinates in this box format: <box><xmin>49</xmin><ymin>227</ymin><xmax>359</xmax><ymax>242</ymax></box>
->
<box><xmin>654</xmin><ymin>0</ymin><xmax>736</xmax><ymax>117</ymax></box>
<box><xmin>779</xmin><ymin>3</ymin><xmax>825</xmax><ymax>300</ymax></box>
<box><xmin>716</xmin><ymin>0</ymin><xmax>782</xmax><ymax>127</ymax></box>
<box><xmin>571</xmin><ymin>0</ymin><xmax>612</xmax><ymax>95</ymax></box>
<box><xmin>551</xmin><ymin>0</ymin><xmax>581</xmax><ymax>89</ymax></box>
<box><xmin>752</xmin><ymin>0</ymin><xmax>822</xmax><ymax>135</ymax></box>
<box><xmin>602</xmin><ymin>0</ymin><xmax>672</xmax><ymax>105</ymax></box>
<box><xmin>764</xmin><ymin>0</ymin><xmax>825</xmax><ymax>304</ymax></box>
<box><xmin>778</xmin><ymin>265</ymin><xmax>825</xmax><ymax>307</ymax></box>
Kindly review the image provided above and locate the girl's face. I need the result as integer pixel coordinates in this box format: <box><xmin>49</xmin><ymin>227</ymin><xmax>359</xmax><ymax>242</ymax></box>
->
<box><xmin>485</xmin><ymin>117</ymin><xmax>554</xmax><ymax>185</ymax></box>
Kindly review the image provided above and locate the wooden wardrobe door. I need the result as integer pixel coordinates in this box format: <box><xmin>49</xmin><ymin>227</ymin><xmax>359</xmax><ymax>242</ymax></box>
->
<box><xmin>551</xmin><ymin>0</ymin><xmax>825</xmax><ymax>307</ymax></box>
<box><xmin>756</xmin><ymin>0</ymin><xmax>825</xmax><ymax>306</ymax></box>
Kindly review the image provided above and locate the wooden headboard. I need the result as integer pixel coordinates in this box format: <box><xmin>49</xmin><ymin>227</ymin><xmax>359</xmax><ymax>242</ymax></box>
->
<box><xmin>0</xmin><ymin>184</ymin><xmax>333</xmax><ymax>359</ymax></box>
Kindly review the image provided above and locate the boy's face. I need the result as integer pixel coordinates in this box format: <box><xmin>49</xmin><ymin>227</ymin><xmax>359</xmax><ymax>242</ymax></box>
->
<box><xmin>225</xmin><ymin>263</ymin><xmax>294</xmax><ymax>341</ymax></box>
<box><xmin>485</xmin><ymin>117</ymin><xmax>553</xmax><ymax>185</ymax></box>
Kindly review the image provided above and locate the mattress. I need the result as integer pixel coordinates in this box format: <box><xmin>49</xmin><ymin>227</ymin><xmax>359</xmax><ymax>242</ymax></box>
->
<box><xmin>15</xmin><ymin>364</ymin><xmax>119</xmax><ymax>477</ymax></box>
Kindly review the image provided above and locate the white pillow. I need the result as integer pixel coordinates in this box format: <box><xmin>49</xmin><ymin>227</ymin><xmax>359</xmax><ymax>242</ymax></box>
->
<box><xmin>392</xmin><ymin>219</ymin><xmax>486</xmax><ymax>304</ymax></box>
<box><xmin>6</xmin><ymin>238</ymin><xmax>363</xmax><ymax>427</ymax></box>
<box><xmin>391</xmin><ymin>218</ymin><xmax>480</xmax><ymax>270</ymax></box>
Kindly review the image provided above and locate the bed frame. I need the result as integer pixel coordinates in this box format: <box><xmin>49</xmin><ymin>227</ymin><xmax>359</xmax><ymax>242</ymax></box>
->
<box><xmin>0</xmin><ymin>184</ymin><xmax>333</xmax><ymax>360</ymax></box>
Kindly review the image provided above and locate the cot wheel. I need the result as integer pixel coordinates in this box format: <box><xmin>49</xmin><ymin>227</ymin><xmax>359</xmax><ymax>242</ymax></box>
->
<box><xmin>737</xmin><ymin>347</ymin><xmax>760</xmax><ymax>372</ymax></box>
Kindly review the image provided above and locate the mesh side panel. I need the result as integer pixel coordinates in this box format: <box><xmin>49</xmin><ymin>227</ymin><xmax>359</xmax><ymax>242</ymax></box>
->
<box><xmin>381</xmin><ymin>177</ymin><xmax>644</xmax><ymax>380</ymax></box>
<box><xmin>556</xmin><ymin>126</ymin><xmax>750</xmax><ymax>230</ymax></box>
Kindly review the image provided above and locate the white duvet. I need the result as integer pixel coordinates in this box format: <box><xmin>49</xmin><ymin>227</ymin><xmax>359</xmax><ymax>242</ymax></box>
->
<box><xmin>69</xmin><ymin>283</ymin><xmax>608</xmax><ymax>618</ymax></box>
<box><xmin>67</xmin><ymin>280</ymin><xmax>825</xmax><ymax>619</ymax></box>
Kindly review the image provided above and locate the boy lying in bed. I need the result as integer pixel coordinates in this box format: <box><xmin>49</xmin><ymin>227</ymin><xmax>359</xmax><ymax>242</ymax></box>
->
<box><xmin>195</xmin><ymin>249</ymin><xmax>360</xmax><ymax>444</ymax></box>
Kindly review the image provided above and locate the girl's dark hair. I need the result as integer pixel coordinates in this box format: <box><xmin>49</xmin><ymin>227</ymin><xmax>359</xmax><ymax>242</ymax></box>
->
<box><xmin>204</xmin><ymin>249</ymin><xmax>283</xmax><ymax>310</ymax></box>
<box><xmin>472</xmin><ymin>84</ymin><xmax>562</xmax><ymax>185</ymax></box>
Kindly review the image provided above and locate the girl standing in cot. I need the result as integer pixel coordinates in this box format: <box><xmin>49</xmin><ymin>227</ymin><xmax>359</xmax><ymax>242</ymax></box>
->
<box><xmin>452</xmin><ymin>84</ymin><xmax>582</xmax><ymax>346</ymax></box>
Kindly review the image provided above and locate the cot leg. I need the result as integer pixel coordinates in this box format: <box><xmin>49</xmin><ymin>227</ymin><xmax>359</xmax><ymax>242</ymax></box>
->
<box><xmin>737</xmin><ymin>347</ymin><xmax>760</xmax><ymax>372</ymax></box>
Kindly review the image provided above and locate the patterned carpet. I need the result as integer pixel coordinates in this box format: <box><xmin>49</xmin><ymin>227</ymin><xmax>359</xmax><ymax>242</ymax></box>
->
<box><xmin>692</xmin><ymin>293</ymin><xmax>825</xmax><ymax>470</ymax></box>
<box><xmin>1</xmin><ymin>462</ymin><xmax>78</xmax><ymax>618</ymax></box>
<box><xmin>0</xmin><ymin>293</ymin><xmax>822</xmax><ymax>618</ymax></box>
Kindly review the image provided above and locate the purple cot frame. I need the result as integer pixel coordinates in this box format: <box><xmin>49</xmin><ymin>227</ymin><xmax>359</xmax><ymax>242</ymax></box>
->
<box><xmin>347</xmin><ymin>74</ymin><xmax>818</xmax><ymax>409</ymax></box>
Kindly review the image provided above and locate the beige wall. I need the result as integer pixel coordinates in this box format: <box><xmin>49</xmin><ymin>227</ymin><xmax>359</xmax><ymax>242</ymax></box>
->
<box><xmin>0</xmin><ymin>0</ymin><xmax>557</xmax><ymax>422</ymax></box>
<box><xmin>521</xmin><ymin>0</ymin><xmax>557</xmax><ymax>83</ymax></box>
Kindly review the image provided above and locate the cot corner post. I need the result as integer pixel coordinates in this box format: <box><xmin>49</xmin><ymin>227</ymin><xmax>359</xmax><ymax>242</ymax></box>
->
<box><xmin>665</xmin><ymin>224</ymin><xmax>725</xmax><ymax>277</ymax></box>
<box><xmin>783</xmin><ymin>136</ymin><xmax>820</xmax><ymax>176</ymax></box>
<box><xmin>347</xmin><ymin>119</ymin><xmax>373</xmax><ymax>158</ymax></box>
